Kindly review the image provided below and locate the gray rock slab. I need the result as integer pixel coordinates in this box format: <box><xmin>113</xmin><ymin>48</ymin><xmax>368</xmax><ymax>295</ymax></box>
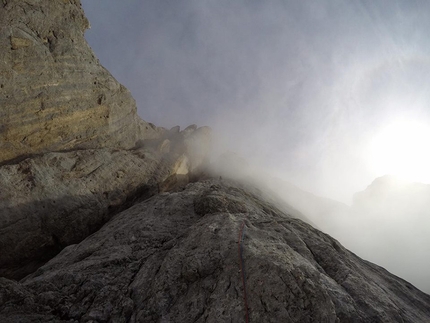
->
<box><xmin>1</xmin><ymin>179</ymin><xmax>429</xmax><ymax>322</ymax></box>
<box><xmin>0</xmin><ymin>124</ymin><xmax>211</xmax><ymax>280</ymax></box>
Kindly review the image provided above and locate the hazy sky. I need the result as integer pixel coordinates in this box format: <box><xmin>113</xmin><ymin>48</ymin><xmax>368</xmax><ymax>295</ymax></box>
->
<box><xmin>81</xmin><ymin>0</ymin><xmax>430</xmax><ymax>204</ymax></box>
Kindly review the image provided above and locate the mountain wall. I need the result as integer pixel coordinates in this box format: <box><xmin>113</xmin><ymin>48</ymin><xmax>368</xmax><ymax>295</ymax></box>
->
<box><xmin>0</xmin><ymin>0</ymin><xmax>160</xmax><ymax>164</ymax></box>
<box><xmin>0</xmin><ymin>0</ymin><xmax>211</xmax><ymax>280</ymax></box>
<box><xmin>1</xmin><ymin>1</ymin><xmax>430</xmax><ymax>322</ymax></box>
<box><xmin>0</xmin><ymin>125</ymin><xmax>211</xmax><ymax>280</ymax></box>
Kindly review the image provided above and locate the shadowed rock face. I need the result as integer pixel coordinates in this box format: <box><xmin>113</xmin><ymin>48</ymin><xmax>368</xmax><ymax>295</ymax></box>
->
<box><xmin>1</xmin><ymin>179</ymin><xmax>429</xmax><ymax>322</ymax></box>
<box><xmin>0</xmin><ymin>0</ymin><xmax>159</xmax><ymax>164</ymax></box>
<box><xmin>0</xmin><ymin>125</ymin><xmax>211</xmax><ymax>280</ymax></box>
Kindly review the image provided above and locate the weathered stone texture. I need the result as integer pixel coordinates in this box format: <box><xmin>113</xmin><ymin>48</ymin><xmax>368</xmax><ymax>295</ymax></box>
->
<box><xmin>0</xmin><ymin>0</ymin><xmax>158</xmax><ymax>164</ymax></box>
<box><xmin>1</xmin><ymin>2</ymin><xmax>429</xmax><ymax>322</ymax></box>
<box><xmin>1</xmin><ymin>179</ymin><xmax>429</xmax><ymax>322</ymax></box>
<box><xmin>0</xmin><ymin>0</ymin><xmax>213</xmax><ymax>283</ymax></box>
<box><xmin>0</xmin><ymin>125</ymin><xmax>211</xmax><ymax>280</ymax></box>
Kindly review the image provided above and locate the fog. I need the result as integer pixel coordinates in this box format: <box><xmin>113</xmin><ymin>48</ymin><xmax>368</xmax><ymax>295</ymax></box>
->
<box><xmin>81</xmin><ymin>1</ymin><xmax>430</xmax><ymax>293</ymax></box>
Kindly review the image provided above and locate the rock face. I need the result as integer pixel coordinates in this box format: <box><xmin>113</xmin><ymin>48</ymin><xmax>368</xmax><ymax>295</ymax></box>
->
<box><xmin>1</xmin><ymin>179</ymin><xmax>430</xmax><ymax>322</ymax></box>
<box><xmin>0</xmin><ymin>0</ymin><xmax>212</xmax><ymax>280</ymax></box>
<box><xmin>0</xmin><ymin>0</ymin><xmax>158</xmax><ymax>164</ymax></box>
<box><xmin>0</xmin><ymin>125</ymin><xmax>211</xmax><ymax>280</ymax></box>
<box><xmin>1</xmin><ymin>1</ymin><xmax>430</xmax><ymax>322</ymax></box>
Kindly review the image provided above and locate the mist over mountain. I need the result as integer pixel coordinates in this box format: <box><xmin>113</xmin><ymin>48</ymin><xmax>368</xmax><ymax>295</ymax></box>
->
<box><xmin>212</xmin><ymin>154</ymin><xmax>430</xmax><ymax>294</ymax></box>
<box><xmin>1</xmin><ymin>1</ymin><xmax>430</xmax><ymax>322</ymax></box>
<box><xmin>281</xmin><ymin>174</ymin><xmax>430</xmax><ymax>294</ymax></box>
<box><xmin>81</xmin><ymin>0</ymin><xmax>430</xmax><ymax>204</ymax></box>
<box><xmin>337</xmin><ymin>175</ymin><xmax>430</xmax><ymax>293</ymax></box>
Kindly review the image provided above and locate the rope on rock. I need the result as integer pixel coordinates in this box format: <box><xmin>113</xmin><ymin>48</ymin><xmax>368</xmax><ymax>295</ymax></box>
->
<box><xmin>238</xmin><ymin>218</ymin><xmax>250</xmax><ymax>323</ymax></box>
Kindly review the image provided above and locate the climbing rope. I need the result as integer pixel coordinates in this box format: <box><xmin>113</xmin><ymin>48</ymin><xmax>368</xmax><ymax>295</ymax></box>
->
<box><xmin>238</xmin><ymin>218</ymin><xmax>250</xmax><ymax>323</ymax></box>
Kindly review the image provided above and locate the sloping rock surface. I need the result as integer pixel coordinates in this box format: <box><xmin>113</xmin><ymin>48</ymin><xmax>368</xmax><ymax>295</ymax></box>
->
<box><xmin>0</xmin><ymin>125</ymin><xmax>211</xmax><ymax>280</ymax></box>
<box><xmin>1</xmin><ymin>179</ymin><xmax>429</xmax><ymax>323</ymax></box>
<box><xmin>211</xmin><ymin>152</ymin><xmax>349</xmax><ymax>232</ymax></box>
<box><xmin>0</xmin><ymin>0</ymin><xmax>158</xmax><ymax>164</ymax></box>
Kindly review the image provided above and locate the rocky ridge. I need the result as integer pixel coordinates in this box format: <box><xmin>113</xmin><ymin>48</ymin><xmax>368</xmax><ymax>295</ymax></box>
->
<box><xmin>1</xmin><ymin>1</ymin><xmax>430</xmax><ymax>322</ymax></box>
<box><xmin>1</xmin><ymin>179</ymin><xmax>430</xmax><ymax>322</ymax></box>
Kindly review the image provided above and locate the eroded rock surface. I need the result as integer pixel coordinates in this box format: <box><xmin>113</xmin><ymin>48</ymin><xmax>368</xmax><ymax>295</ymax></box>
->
<box><xmin>0</xmin><ymin>0</ymin><xmax>213</xmax><ymax>280</ymax></box>
<box><xmin>0</xmin><ymin>125</ymin><xmax>211</xmax><ymax>280</ymax></box>
<box><xmin>1</xmin><ymin>1</ymin><xmax>430</xmax><ymax>322</ymax></box>
<box><xmin>0</xmin><ymin>0</ymin><xmax>159</xmax><ymax>164</ymax></box>
<box><xmin>1</xmin><ymin>179</ymin><xmax>429</xmax><ymax>322</ymax></box>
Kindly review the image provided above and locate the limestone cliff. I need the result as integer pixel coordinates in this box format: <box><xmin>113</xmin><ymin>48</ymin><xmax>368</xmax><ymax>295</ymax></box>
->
<box><xmin>0</xmin><ymin>0</ymin><xmax>211</xmax><ymax>280</ymax></box>
<box><xmin>0</xmin><ymin>0</ymin><xmax>159</xmax><ymax>164</ymax></box>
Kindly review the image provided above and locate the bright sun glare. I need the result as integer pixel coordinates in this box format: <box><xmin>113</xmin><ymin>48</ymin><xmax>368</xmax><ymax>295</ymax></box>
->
<box><xmin>369</xmin><ymin>118</ymin><xmax>430</xmax><ymax>183</ymax></box>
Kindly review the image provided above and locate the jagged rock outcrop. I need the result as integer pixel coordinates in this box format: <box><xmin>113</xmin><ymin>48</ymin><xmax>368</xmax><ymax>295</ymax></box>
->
<box><xmin>0</xmin><ymin>0</ymin><xmax>212</xmax><ymax>280</ymax></box>
<box><xmin>0</xmin><ymin>0</ymin><xmax>159</xmax><ymax>164</ymax></box>
<box><xmin>1</xmin><ymin>179</ymin><xmax>429</xmax><ymax>322</ymax></box>
<box><xmin>0</xmin><ymin>125</ymin><xmax>211</xmax><ymax>280</ymax></box>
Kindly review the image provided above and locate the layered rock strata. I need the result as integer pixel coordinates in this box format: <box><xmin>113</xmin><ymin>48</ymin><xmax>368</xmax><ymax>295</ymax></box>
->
<box><xmin>0</xmin><ymin>0</ymin><xmax>212</xmax><ymax>279</ymax></box>
<box><xmin>0</xmin><ymin>0</ymin><xmax>157</xmax><ymax>164</ymax></box>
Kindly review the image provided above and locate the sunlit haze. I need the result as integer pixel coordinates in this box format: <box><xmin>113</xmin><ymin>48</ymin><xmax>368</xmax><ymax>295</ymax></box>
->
<box><xmin>368</xmin><ymin>118</ymin><xmax>430</xmax><ymax>183</ymax></box>
<box><xmin>81</xmin><ymin>0</ymin><xmax>430</xmax><ymax>294</ymax></box>
<box><xmin>81</xmin><ymin>0</ymin><xmax>430</xmax><ymax>205</ymax></box>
